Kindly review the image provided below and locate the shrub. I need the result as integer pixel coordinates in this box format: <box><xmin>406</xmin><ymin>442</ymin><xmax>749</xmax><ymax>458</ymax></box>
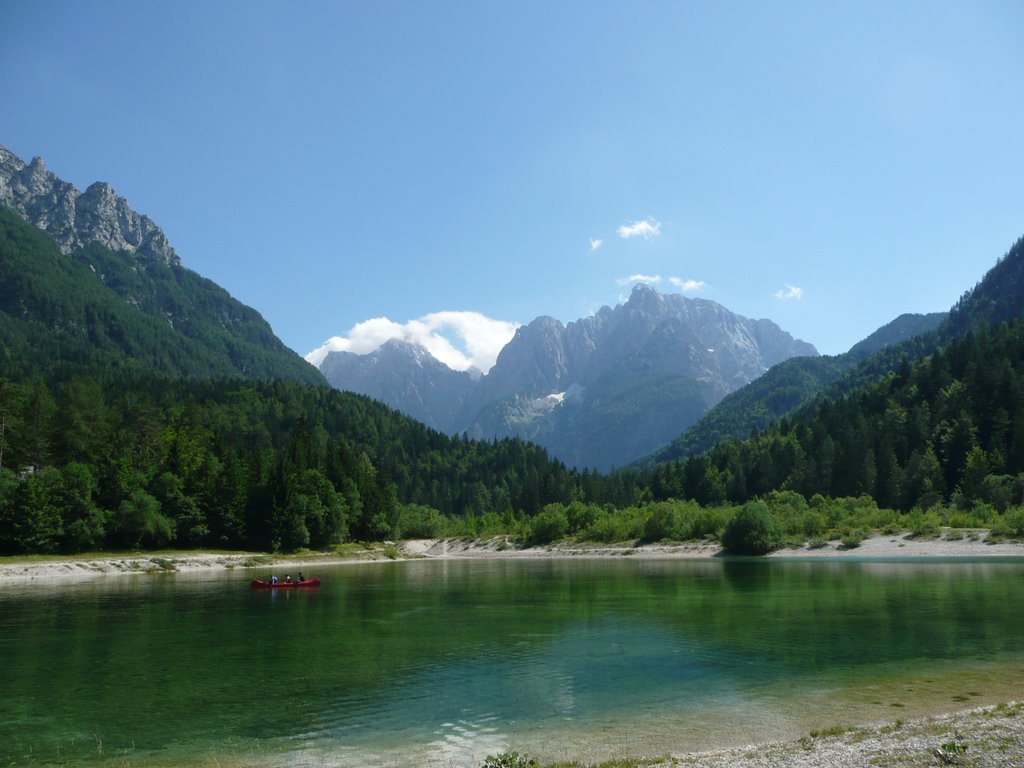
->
<box><xmin>581</xmin><ymin>506</ymin><xmax>645</xmax><ymax>543</ymax></box>
<box><xmin>839</xmin><ymin>528</ymin><xmax>868</xmax><ymax>549</ymax></box>
<box><xmin>565</xmin><ymin>501</ymin><xmax>600</xmax><ymax>535</ymax></box>
<box><xmin>528</xmin><ymin>504</ymin><xmax>569</xmax><ymax>545</ymax></box>
<box><xmin>991</xmin><ymin>507</ymin><xmax>1024</xmax><ymax>539</ymax></box>
<box><xmin>481</xmin><ymin>754</ymin><xmax>539</xmax><ymax>768</ymax></box>
<box><xmin>799</xmin><ymin>509</ymin><xmax>828</xmax><ymax>537</ymax></box>
<box><xmin>907</xmin><ymin>508</ymin><xmax>943</xmax><ymax>538</ymax></box>
<box><xmin>680</xmin><ymin>503</ymin><xmax>729</xmax><ymax>540</ymax></box>
<box><xmin>721</xmin><ymin>501</ymin><xmax>783</xmax><ymax>555</ymax></box>
<box><xmin>641</xmin><ymin>502</ymin><xmax>681</xmax><ymax>542</ymax></box>
<box><xmin>395</xmin><ymin>504</ymin><xmax>448</xmax><ymax>539</ymax></box>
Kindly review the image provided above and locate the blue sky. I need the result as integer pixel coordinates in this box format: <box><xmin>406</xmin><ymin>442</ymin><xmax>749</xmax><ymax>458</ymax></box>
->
<box><xmin>3</xmin><ymin>1</ymin><xmax>1022</xmax><ymax>368</ymax></box>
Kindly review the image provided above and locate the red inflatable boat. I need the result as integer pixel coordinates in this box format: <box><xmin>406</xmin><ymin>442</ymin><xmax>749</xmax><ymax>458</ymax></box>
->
<box><xmin>250</xmin><ymin>578</ymin><xmax>320</xmax><ymax>589</ymax></box>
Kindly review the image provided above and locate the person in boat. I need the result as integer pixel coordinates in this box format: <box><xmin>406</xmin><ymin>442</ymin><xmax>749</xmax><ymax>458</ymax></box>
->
<box><xmin>296</xmin><ymin>572</ymin><xmax>305</xmax><ymax>583</ymax></box>
<box><xmin>284</xmin><ymin>574</ymin><xmax>292</xmax><ymax>583</ymax></box>
<box><xmin>270</xmin><ymin>574</ymin><xmax>278</xmax><ymax>584</ymax></box>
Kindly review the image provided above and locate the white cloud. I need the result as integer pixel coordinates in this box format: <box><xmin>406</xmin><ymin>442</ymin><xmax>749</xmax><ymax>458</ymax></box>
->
<box><xmin>589</xmin><ymin>238</ymin><xmax>603</xmax><ymax>251</ymax></box>
<box><xmin>305</xmin><ymin>311</ymin><xmax>519</xmax><ymax>373</ymax></box>
<box><xmin>774</xmin><ymin>284</ymin><xmax>805</xmax><ymax>301</ymax></box>
<box><xmin>617</xmin><ymin>218</ymin><xmax>661</xmax><ymax>239</ymax></box>
<box><xmin>617</xmin><ymin>274</ymin><xmax>662</xmax><ymax>286</ymax></box>
<box><xmin>669</xmin><ymin>277</ymin><xmax>706</xmax><ymax>293</ymax></box>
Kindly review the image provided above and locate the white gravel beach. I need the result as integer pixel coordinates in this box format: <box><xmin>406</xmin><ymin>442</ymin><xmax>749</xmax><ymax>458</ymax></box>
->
<box><xmin>1</xmin><ymin>531</ymin><xmax>1021</xmax><ymax>584</ymax></box>
<box><xmin>663</xmin><ymin>702</ymin><xmax>1024</xmax><ymax>768</ymax></box>
<box><xmin>401</xmin><ymin>531</ymin><xmax>1024</xmax><ymax>560</ymax></box>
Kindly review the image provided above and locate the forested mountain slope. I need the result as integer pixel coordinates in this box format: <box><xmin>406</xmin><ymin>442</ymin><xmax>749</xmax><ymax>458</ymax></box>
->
<box><xmin>0</xmin><ymin>207</ymin><xmax>323</xmax><ymax>383</ymax></box>
<box><xmin>943</xmin><ymin>236</ymin><xmax>1024</xmax><ymax>337</ymax></box>
<box><xmin>1</xmin><ymin>147</ymin><xmax>627</xmax><ymax>556</ymax></box>
<box><xmin>648</xmin><ymin>316</ymin><xmax>1024</xmax><ymax>512</ymax></box>
<box><xmin>648</xmin><ymin>312</ymin><xmax>946</xmax><ymax>464</ymax></box>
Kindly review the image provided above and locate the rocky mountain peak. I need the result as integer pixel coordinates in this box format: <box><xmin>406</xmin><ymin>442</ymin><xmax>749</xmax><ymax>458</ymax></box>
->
<box><xmin>627</xmin><ymin>282</ymin><xmax>665</xmax><ymax>308</ymax></box>
<box><xmin>0</xmin><ymin>144</ymin><xmax>179</xmax><ymax>266</ymax></box>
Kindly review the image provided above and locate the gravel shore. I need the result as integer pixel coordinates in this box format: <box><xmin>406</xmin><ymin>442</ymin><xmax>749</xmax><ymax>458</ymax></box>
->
<box><xmin>403</xmin><ymin>531</ymin><xmax>1024</xmax><ymax>560</ymax></box>
<box><xmin>1</xmin><ymin>531</ymin><xmax>1022</xmax><ymax>584</ymax></box>
<box><xmin>663</xmin><ymin>702</ymin><xmax>1024</xmax><ymax>768</ymax></box>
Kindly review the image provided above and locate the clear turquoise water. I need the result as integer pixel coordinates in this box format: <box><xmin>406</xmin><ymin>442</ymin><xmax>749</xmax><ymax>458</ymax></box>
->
<box><xmin>2</xmin><ymin>557</ymin><xmax>1024</xmax><ymax>767</ymax></box>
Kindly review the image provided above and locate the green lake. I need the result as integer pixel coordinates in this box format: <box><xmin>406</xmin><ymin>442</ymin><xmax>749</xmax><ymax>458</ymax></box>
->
<box><xmin>3</xmin><ymin>557</ymin><xmax>1024</xmax><ymax>767</ymax></box>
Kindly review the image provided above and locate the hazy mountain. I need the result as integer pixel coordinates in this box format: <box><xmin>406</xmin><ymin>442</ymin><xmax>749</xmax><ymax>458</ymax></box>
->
<box><xmin>319</xmin><ymin>339</ymin><xmax>476</xmax><ymax>432</ymax></box>
<box><xmin>0</xmin><ymin>146</ymin><xmax>323</xmax><ymax>384</ymax></box>
<box><xmin>318</xmin><ymin>283</ymin><xmax>817</xmax><ymax>469</ymax></box>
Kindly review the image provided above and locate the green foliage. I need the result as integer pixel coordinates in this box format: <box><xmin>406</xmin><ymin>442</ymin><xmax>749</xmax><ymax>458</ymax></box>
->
<box><xmin>991</xmin><ymin>507</ymin><xmax>1024</xmax><ymax>538</ymax></box>
<box><xmin>945</xmin><ymin>234</ymin><xmax>1024</xmax><ymax>337</ymax></box>
<box><xmin>528</xmin><ymin>504</ymin><xmax>569</xmax><ymax>544</ymax></box>
<box><xmin>640</xmin><ymin>501</ymin><xmax>682</xmax><ymax>542</ymax></box>
<box><xmin>396</xmin><ymin>504</ymin><xmax>449</xmax><ymax>539</ymax></box>
<box><xmin>480</xmin><ymin>754</ymin><xmax>540</xmax><ymax>768</ymax></box>
<box><xmin>935</xmin><ymin>738</ymin><xmax>968</xmax><ymax>765</ymax></box>
<box><xmin>839</xmin><ymin>530</ymin><xmax>866</xmax><ymax>549</ymax></box>
<box><xmin>649</xmin><ymin>355</ymin><xmax>854</xmax><ymax>463</ymax></box>
<box><xmin>647</xmin><ymin>313</ymin><xmax>1024</xmax><ymax>514</ymax></box>
<box><xmin>0</xmin><ymin>374</ymin><xmax>614</xmax><ymax>554</ymax></box>
<box><xmin>721</xmin><ymin>501</ymin><xmax>783</xmax><ymax>555</ymax></box>
<box><xmin>0</xmin><ymin>469</ymin><xmax>62</xmax><ymax>553</ymax></box>
<box><xmin>0</xmin><ymin>207</ymin><xmax>324</xmax><ymax>385</ymax></box>
<box><xmin>906</xmin><ymin>508</ymin><xmax>943</xmax><ymax>538</ymax></box>
<box><xmin>578</xmin><ymin>504</ymin><xmax>646</xmax><ymax>543</ymax></box>
<box><xmin>113</xmin><ymin>489</ymin><xmax>175</xmax><ymax>548</ymax></box>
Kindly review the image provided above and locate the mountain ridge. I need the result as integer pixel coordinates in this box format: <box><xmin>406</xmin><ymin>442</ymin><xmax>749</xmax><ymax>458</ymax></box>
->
<box><xmin>317</xmin><ymin>283</ymin><xmax>817</xmax><ymax>470</ymax></box>
<box><xmin>0</xmin><ymin>146</ymin><xmax>323</xmax><ymax>385</ymax></box>
<box><xmin>0</xmin><ymin>146</ymin><xmax>178</xmax><ymax>266</ymax></box>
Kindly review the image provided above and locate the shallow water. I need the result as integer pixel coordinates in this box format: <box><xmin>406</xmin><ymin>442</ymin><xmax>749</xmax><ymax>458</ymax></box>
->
<box><xmin>2</xmin><ymin>557</ymin><xmax>1024</xmax><ymax>766</ymax></box>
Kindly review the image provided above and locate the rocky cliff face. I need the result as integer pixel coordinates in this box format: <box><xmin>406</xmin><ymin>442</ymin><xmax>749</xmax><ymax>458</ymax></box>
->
<box><xmin>476</xmin><ymin>284</ymin><xmax>816</xmax><ymax>409</ymax></box>
<box><xmin>0</xmin><ymin>145</ymin><xmax>178</xmax><ymax>265</ymax></box>
<box><xmin>318</xmin><ymin>284</ymin><xmax>818</xmax><ymax>470</ymax></box>
<box><xmin>0</xmin><ymin>145</ymin><xmax>324</xmax><ymax>385</ymax></box>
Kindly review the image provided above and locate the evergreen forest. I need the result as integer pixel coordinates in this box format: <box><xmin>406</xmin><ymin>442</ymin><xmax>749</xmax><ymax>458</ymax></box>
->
<box><xmin>2</xmin><ymin>199</ymin><xmax>1024</xmax><ymax>556</ymax></box>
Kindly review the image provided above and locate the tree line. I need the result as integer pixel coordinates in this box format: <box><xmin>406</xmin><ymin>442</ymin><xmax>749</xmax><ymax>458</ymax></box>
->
<box><xmin>648</xmin><ymin>318</ymin><xmax>1024</xmax><ymax>515</ymax></box>
<box><xmin>0</xmin><ymin>374</ymin><xmax>642</xmax><ymax>554</ymax></box>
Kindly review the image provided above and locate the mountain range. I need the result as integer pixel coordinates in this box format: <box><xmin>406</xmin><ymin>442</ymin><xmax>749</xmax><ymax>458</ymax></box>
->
<box><xmin>0</xmin><ymin>142</ymin><xmax>955</xmax><ymax>476</ymax></box>
<box><xmin>2</xmin><ymin>142</ymin><xmax>1024</xmax><ymax>557</ymax></box>
<box><xmin>317</xmin><ymin>284</ymin><xmax>818</xmax><ymax>470</ymax></box>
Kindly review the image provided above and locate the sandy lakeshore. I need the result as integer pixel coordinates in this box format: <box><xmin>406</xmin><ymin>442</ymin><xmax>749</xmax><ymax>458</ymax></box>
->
<box><xmin>1</xmin><ymin>531</ymin><xmax>1023</xmax><ymax>584</ymax></box>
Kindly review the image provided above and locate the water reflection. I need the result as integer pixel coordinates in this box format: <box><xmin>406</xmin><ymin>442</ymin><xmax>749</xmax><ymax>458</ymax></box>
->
<box><xmin>2</xmin><ymin>557</ymin><xmax>1024</xmax><ymax>767</ymax></box>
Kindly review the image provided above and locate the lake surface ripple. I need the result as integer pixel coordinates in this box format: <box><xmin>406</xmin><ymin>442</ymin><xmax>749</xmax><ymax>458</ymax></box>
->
<box><xmin>3</xmin><ymin>557</ymin><xmax>1024</xmax><ymax>766</ymax></box>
